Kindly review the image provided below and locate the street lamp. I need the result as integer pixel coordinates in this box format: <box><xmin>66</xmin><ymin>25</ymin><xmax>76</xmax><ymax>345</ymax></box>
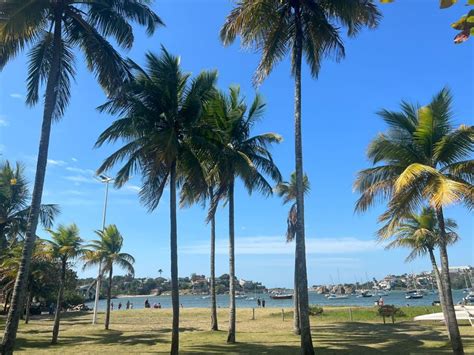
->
<box><xmin>92</xmin><ymin>174</ymin><xmax>114</xmax><ymax>325</ymax></box>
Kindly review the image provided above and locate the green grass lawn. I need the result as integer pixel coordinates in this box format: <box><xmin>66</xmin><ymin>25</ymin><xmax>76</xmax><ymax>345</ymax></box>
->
<box><xmin>1</xmin><ymin>306</ymin><xmax>473</xmax><ymax>353</ymax></box>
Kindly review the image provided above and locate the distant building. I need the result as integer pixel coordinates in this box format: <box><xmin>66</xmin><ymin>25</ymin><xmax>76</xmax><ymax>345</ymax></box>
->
<box><xmin>77</xmin><ymin>284</ymin><xmax>96</xmax><ymax>301</ymax></box>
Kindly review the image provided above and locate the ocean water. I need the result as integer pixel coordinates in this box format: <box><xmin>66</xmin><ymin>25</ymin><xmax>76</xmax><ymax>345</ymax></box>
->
<box><xmin>86</xmin><ymin>290</ymin><xmax>467</xmax><ymax>311</ymax></box>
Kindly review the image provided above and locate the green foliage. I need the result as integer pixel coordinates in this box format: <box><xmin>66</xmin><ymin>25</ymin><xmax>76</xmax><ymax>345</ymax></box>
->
<box><xmin>309</xmin><ymin>306</ymin><xmax>324</xmax><ymax>316</ymax></box>
<box><xmin>354</xmin><ymin>88</ymin><xmax>474</xmax><ymax>237</ymax></box>
<box><xmin>0</xmin><ymin>0</ymin><xmax>163</xmax><ymax>118</ymax></box>
<box><xmin>0</xmin><ymin>160</ymin><xmax>59</xmax><ymax>250</ymax></box>
<box><xmin>221</xmin><ymin>0</ymin><xmax>381</xmax><ymax>84</ymax></box>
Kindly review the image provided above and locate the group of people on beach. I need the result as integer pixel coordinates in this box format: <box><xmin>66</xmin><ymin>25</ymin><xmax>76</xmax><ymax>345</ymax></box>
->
<box><xmin>256</xmin><ymin>298</ymin><xmax>266</xmax><ymax>308</ymax></box>
<box><xmin>111</xmin><ymin>300</ymin><xmax>134</xmax><ymax>311</ymax></box>
<box><xmin>144</xmin><ymin>299</ymin><xmax>162</xmax><ymax>309</ymax></box>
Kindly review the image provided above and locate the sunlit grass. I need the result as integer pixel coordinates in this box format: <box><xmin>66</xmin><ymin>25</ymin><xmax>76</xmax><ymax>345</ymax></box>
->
<box><xmin>1</xmin><ymin>307</ymin><xmax>472</xmax><ymax>353</ymax></box>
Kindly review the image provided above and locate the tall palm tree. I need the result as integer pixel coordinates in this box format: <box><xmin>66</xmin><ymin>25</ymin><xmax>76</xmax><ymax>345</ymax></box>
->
<box><xmin>208</xmin><ymin>86</ymin><xmax>282</xmax><ymax>343</ymax></box>
<box><xmin>83</xmin><ymin>225</ymin><xmax>134</xmax><ymax>330</ymax></box>
<box><xmin>180</xmin><ymin>181</ymin><xmax>221</xmax><ymax>331</ymax></box>
<box><xmin>275</xmin><ymin>172</ymin><xmax>310</xmax><ymax>335</ymax></box>
<box><xmin>95</xmin><ymin>48</ymin><xmax>216</xmax><ymax>354</ymax></box>
<box><xmin>0</xmin><ymin>161</ymin><xmax>59</xmax><ymax>252</ymax></box>
<box><xmin>46</xmin><ymin>224</ymin><xmax>85</xmax><ymax>345</ymax></box>
<box><xmin>354</xmin><ymin>88</ymin><xmax>473</xmax><ymax>355</ymax></box>
<box><xmin>0</xmin><ymin>3</ymin><xmax>161</xmax><ymax>352</ymax></box>
<box><xmin>385</xmin><ymin>207</ymin><xmax>459</xmax><ymax>322</ymax></box>
<box><xmin>221</xmin><ymin>3</ymin><xmax>380</xmax><ymax>352</ymax></box>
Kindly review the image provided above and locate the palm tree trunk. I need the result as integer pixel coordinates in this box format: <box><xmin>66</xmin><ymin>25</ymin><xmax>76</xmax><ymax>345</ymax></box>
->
<box><xmin>294</xmin><ymin>245</ymin><xmax>301</xmax><ymax>335</ymax></box>
<box><xmin>51</xmin><ymin>259</ymin><xmax>66</xmax><ymax>344</ymax></box>
<box><xmin>105</xmin><ymin>265</ymin><xmax>113</xmax><ymax>330</ymax></box>
<box><xmin>226</xmin><ymin>179</ymin><xmax>236</xmax><ymax>344</ymax></box>
<box><xmin>209</xmin><ymin>189</ymin><xmax>218</xmax><ymax>331</ymax></box>
<box><xmin>293</xmin><ymin>4</ymin><xmax>314</xmax><ymax>354</ymax></box>
<box><xmin>1</xmin><ymin>11</ymin><xmax>63</xmax><ymax>354</ymax></box>
<box><xmin>435</xmin><ymin>207</ymin><xmax>464</xmax><ymax>355</ymax></box>
<box><xmin>0</xmin><ymin>223</ymin><xmax>7</xmax><ymax>253</ymax></box>
<box><xmin>428</xmin><ymin>250</ymin><xmax>448</xmax><ymax>323</ymax></box>
<box><xmin>24</xmin><ymin>290</ymin><xmax>31</xmax><ymax>325</ymax></box>
<box><xmin>170</xmin><ymin>161</ymin><xmax>179</xmax><ymax>355</ymax></box>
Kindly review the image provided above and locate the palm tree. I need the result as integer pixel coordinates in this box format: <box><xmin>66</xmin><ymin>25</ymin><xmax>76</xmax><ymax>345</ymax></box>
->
<box><xmin>354</xmin><ymin>88</ymin><xmax>473</xmax><ymax>355</ymax></box>
<box><xmin>95</xmin><ymin>48</ymin><xmax>216</xmax><ymax>354</ymax></box>
<box><xmin>385</xmin><ymin>207</ymin><xmax>459</xmax><ymax>321</ymax></box>
<box><xmin>220</xmin><ymin>3</ymin><xmax>380</xmax><ymax>352</ymax></box>
<box><xmin>207</xmin><ymin>86</ymin><xmax>282</xmax><ymax>343</ymax></box>
<box><xmin>0</xmin><ymin>161</ymin><xmax>59</xmax><ymax>252</ymax></box>
<box><xmin>158</xmin><ymin>269</ymin><xmax>163</xmax><ymax>277</ymax></box>
<box><xmin>83</xmin><ymin>225</ymin><xmax>134</xmax><ymax>330</ymax></box>
<box><xmin>46</xmin><ymin>224</ymin><xmax>85</xmax><ymax>345</ymax></box>
<box><xmin>0</xmin><ymin>3</ymin><xmax>162</xmax><ymax>352</ymax></box>
<box><xmin>275</xmin><ymin>172</ymin><xmax>310</xmax><ymax>335</ymax></box>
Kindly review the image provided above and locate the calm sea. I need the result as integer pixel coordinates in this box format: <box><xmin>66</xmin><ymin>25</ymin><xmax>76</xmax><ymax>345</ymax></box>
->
<box><xmin>86</xmin><ymin>290</ymin><xmax>467</xmax><ymax>311</ymax></box>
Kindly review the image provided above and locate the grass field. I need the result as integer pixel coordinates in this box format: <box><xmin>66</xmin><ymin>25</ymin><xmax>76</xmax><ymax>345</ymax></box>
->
<box><xmin>1</xmin><ymin>306</ymin><xmax>473</xmax><ymax>353</ymax></box>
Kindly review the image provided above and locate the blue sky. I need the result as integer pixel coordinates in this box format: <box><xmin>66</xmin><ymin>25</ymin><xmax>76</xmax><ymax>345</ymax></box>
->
<box><xmin>0</xmin><ymin>1</ymin><xmax>472</xmax><ymax>288</ymax></box>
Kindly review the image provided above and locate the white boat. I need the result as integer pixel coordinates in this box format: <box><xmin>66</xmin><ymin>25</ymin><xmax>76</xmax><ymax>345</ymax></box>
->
<box><xmin>414</xmin><ymin>306</ymin><xmax>474</xmax><ymax>326</ymax></box>
<box><xmin>406</xmin><ymin>290</ymin><xmax>424</xmax><ymax>299</ymax></box>
<box><xmin>327</xmin><ymin>293</ymin><xmax>349</xmax><ymax>300</ymax></box>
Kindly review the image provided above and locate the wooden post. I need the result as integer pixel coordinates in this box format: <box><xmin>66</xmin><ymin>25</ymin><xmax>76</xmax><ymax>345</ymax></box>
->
<box><xmin>281</xmin><ymin>308</ymin><xmax>285</xmax><ymax>321</ymax></box>
<box><xmin>349</xmin><ymin>307</ymin><xmax>353</xmax><ymax>321</ymax></box>
<box><xmin>252</xmin><ymin>308</ymin><xmax>255</xmax><ymax>320</ymax></box>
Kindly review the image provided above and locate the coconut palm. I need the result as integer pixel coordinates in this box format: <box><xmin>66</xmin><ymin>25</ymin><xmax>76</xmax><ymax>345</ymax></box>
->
<box><xmin>385</xmin><ymin>207</ymin><xmax>459</xmax><ymax>321</ymax></box>
<box><xmin>275</xmin><ymin>172</ymin><xmax>310</xmax><ymax>335</ymax></box>
<box><xmin>354</xmin><ymin>88</ymin><xmax>473</xmax><ymax>354</ymax></box>
<box><xmin>46</xmin><ymin>224</ymin><xmax>85</xmax><ymax>344</ymax></box>
<box><xmin>83</xmin><ymin>225</ymin><xmax>134</xmax><ymax>330</ymax></box>
<box><xmin>0</xmin><ymin>161</ymin><xmax>59</xmax><ymax>252</ymax></box>
<box><xmin>0</xmin><ymin>2</ymin><xmax>162</xmax><ymax>352</ymax></box>
<box><xmin>95</xmin><ymin>48</ymin><xmax>216</xmax><ymax>354</ymax></box>
<box><xmin>0</xmin><ymin>239</ymin><xmax>52</xmax><ymax>321</ymax></box>
<box><xmin>221</xmin><ymin>3</ymin><xmax>380</xmax><ymax>352</ymax></box>
<box><xmin>207</xmin><ymin>86</ymin><xmax>282</xmax><ymax>343</ymax></box>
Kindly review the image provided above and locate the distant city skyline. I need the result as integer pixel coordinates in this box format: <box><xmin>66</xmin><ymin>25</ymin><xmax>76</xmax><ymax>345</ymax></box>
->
<box><xmin>0</xmin><ymin>1</ymin><xmax>472</xmax><ymax>288</ymax></box>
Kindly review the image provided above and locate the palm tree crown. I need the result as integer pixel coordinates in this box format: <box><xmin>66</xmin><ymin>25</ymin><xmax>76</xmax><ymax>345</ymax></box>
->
<box><xmin>354</xmin><ymin>88</ymin><xmax>473</xmax><ymax>235</ymax></box>
<box><xmin>220</xmin><ymin>0</ymin><xmax>381</xmax><ymax>84</ymax></box>
<box><xmin>96</xmin><ymin>47</ymin><xmax>217</xmax><ymax>209</ymax></box>
<box><xmin>275</xmin><ymin>172</ymin><xmax>310</xmax><ymax>241</ymax></box>
<box><xmin>85</xmin><ymin>225</ymin><xmax>135</xmax><ymax>276</ymax></box>
<box><xmin>0</xmin><ymin>0</ymin><xmax>163</xmax><ymax>115</ymax></box>
<box><xmin>385</xmin><ymin>207</ymin><xmax>459</xmax><ymax>262</ymax></box>
<box><xmin>0</xmin><ymin>161</ymin><xmax>59</xmax><ymax>250</ymax></box>
<box><xmin>46</xmin><ymin>224</ymin><xmax>84</xmax><ymax>263</ymax></box>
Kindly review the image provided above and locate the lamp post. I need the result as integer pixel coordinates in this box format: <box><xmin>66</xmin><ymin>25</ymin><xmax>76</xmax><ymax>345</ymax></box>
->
<box><xmin>92</xmin><ymin>174</ymin><xmax>114</xmax><ymax>325</ymax></box>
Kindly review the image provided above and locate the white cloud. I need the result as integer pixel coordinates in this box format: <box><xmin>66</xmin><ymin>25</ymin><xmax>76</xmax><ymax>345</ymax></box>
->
<box><xmin>182</xmin><ymin>236</ymin><xmax>380</xmax><ymax>255</ymax></box>
<box><xmin>0</xmin><ymin>115</ymin><xmax>8</xmax><ymax>127</ymax></box>
<box><xmin>47</xmin><ymin>159</ymin><xmax>67</xmax><ymax>167</ymax></box>
<box><xmin>71</xmin><ymin>157</ymin><xmax>78</xmax><ymax>162</ymax></box>
<box><xmin>65</xmin><ymin>175</ymin><xmax>96</xmax><ymax>184</ymax></box>
<box><xmin>10</xmin><ymin>93</ymin><xmax>24</xmax><ymax>100</ymax></box>
<box><xmin>66</xmin><ymin>166</ymin><xmax>95</xmax><ymax>175</ymax></box>
<box><xmin>124</xmin><ymin>184</ymin><xmax>140</xmax><ymax>192</ymax></box>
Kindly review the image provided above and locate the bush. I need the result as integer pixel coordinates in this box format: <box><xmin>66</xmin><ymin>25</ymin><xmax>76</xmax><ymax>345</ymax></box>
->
<box><xmin>309</xmin><ymin>306</ymin><xmax>323</xmax><ymax>316</ymax></box>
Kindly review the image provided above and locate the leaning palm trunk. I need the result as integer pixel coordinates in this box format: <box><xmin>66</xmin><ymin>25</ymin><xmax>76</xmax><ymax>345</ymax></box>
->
<box><xmin>293</xmin><ymin>5</ymin><xmax>314</xmax><ymax>354</ymax></box>
<box><xmin>51</xmin><ymin>259</ymin><xmax>66</xmax><ymax>344</ymax></box>
<box><xmin>435</xmin><ymin>207</ymin><xmax>464</xmax><ymax>355</ymax></box>
<box><xmin>428</xmin><ymin>250</ymin><xmax>448</xmax><ymax>323</ymax></box>
<box><xmin>227</xmin><ymin>180</ymin><xmax>236</xmax><ymax>344</ymax></box>
<box><xmin>105</xmin><ymin>266</ymin><xmax>113</xmax><ymax>330</ymax></box>
<box><xmin>24</xmin><ymin>290</ymin><xmax>31</xmax><ymax>325</ymax></box>
<box><xmin>170</xmin><ymin>162</ymin><xmax>179</xmax><ymax>355</ymax></box>
<box><xmin>1</xmin><ymin>13</ymin><xmax>63</xmax><ymax>355</ymax></box>
<box><xmin>294</xmin><ymin>248</ymin><xmax>301</xmax><ymax>335</ymax></box>
<box><xmin>210</xmin><ymin>190</ymin><xmax>218</xmax><ymax>331</ymax></box>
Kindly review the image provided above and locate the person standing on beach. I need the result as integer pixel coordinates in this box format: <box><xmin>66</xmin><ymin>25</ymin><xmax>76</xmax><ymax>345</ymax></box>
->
<box><xmin>111</xmin><ymin>302</ymin><xmax>114</xmax><ymax>311</ymax></box>
<box><xmin>257</xmin><ymin>298</ymin><xmax>261</xmax><ymax>307</ymax></box>
<box><xmin>118</xmin><ymin>302</ymin><xmax>122</xmax><ymax>310</ymax></box>
<box><xmin>126</xmin><ymin>300</ymin><xmax>130</xmax><ymax>310</ymax></box>
<box><xmin>262</xmin><ymin>299</ymin><xmax>266</xmax><ymax>308</ymax></box>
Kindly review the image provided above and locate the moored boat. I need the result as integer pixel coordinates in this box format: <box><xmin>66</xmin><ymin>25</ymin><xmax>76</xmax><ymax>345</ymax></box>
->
<box><xmin>270</xmin><ymin>294</ymin><xmax>293</xmax><ymax>300</ymax></box>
